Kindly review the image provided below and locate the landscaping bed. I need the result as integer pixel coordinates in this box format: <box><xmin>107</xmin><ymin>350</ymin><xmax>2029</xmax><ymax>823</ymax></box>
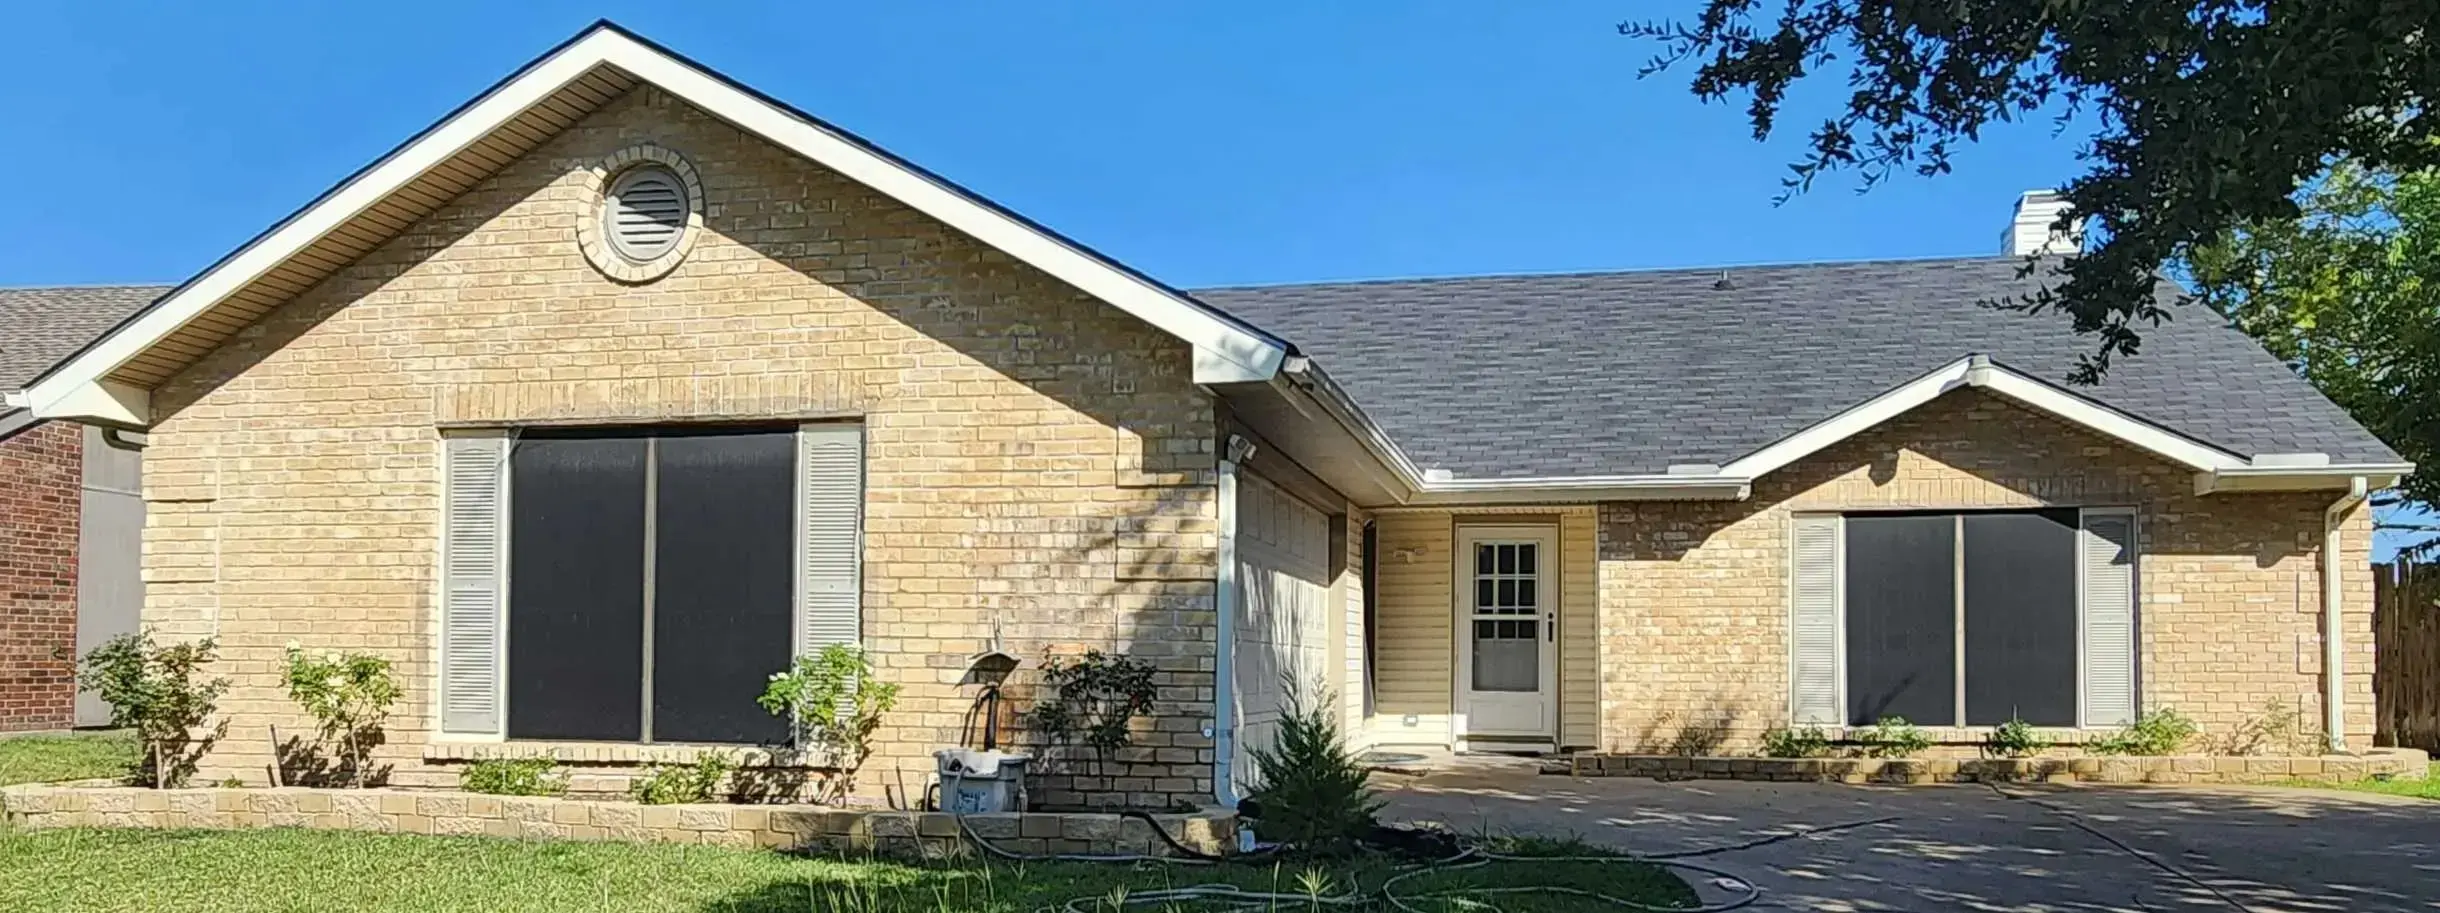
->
<box><xmin>1566</xmin><ymin>747</ymin><xmax>2428</xmax><ymax>784</ymax></box>
<box><xmin>0</xmin><ymin>827</ymin><xmax>1698</xmax><ymax>913</ymax></box>
<box><xmin>0</xmin><ymin>783</ymin><xmax>1235</xmax><ymax>859</ymax></box>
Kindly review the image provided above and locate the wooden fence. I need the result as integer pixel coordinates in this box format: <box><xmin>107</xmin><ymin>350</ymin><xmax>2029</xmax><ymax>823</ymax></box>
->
<box><xmin>2375</xmin><ymin>560</ymin><xmax>2440</xmax><ymax>751</ymax></box>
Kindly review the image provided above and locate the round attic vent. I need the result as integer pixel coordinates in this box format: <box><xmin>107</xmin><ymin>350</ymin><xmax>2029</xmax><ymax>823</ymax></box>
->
<box><xmin>605</xmin><ymin>166</ymin><xmax>688</xmax><ymax>262</ymax></box>
<box><xmin>577</xmin><ymin>144</ymin><xmax>704</xmax><ymax>284</ymax></box>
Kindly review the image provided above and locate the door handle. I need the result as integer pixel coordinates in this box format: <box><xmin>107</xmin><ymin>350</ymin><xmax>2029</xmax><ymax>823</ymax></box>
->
<box><xmin>1545</xmin><ymin>611</ymin><xmax>1555</xmax><ymax>642</ymax></box>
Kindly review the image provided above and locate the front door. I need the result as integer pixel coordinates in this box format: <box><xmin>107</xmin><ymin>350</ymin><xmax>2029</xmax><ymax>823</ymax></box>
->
<box><xmin>1454</xmin><ymin>525</ymin><xmax>1558</xmax><ymax>742</ymax></box>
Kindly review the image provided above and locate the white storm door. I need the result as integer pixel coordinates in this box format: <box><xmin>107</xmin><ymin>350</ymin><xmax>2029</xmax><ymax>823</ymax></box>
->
<box><xmin>1454</xmin><ymin>526</ymin><xmax>1558</xmax><ymax>740</ymax></box>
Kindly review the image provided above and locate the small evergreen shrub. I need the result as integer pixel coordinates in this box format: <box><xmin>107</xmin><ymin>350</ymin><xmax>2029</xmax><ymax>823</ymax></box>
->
<box><xmin>1760</xmin><ymin>725</ymin><xmax>1833</xmax><ymax>758</ymax></box>
<box><xmin>459</xmin><ymin>758</ymin><xmax>568</xmax><ymax>797</ymax></box>
<box><xmin>2090</xmin><ymin>708</ymin><xmax>2199</xmax><ymax>756</ymax></box>
<box><xmin>630</xmin><ymin>752</ymin><xmax>735</xmax><ymax>805</ymax></box>
<box><xmin>1857</xmin><ymin>716</ymin><xmax>1931</xmax><ymax>758</ymax></box>
<box><xmin>2213</xmin><ymin>697</ymin><xmax>2322</xmax><ymax>756</ymax></box>
<box><xmin>1246</xmin><ymin>680</ymin><xmax>1382</xmax><ymax>855</ymax></box>
<box><xmin>1984</xmin><ymin>715</ymin><xmax>2049</xmax><ymax>759</ymax></box>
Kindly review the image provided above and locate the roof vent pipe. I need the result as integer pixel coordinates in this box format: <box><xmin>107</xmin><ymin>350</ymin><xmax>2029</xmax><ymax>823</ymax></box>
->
<box><xmin>2002</xmin><ymin>190</ymin><xmax>2084</xmax><ymax>257</ymax></box>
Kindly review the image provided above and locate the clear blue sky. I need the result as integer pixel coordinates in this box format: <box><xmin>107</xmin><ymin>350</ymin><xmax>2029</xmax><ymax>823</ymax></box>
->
<box><xmin>0</xmin><ymin>1</ymin><xmax>2090</xmax><ymax>289</ymax></box>
<box><xmin>5</xmin><ymin>1</ymin><xmax>2416</xmax><ymax>554</ymax></box>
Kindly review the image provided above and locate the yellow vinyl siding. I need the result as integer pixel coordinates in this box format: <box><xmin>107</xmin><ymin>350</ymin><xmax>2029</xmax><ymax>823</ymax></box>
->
<box><xmin>1368</xmin><ymin>512</ymin><xmax>1457</xmax><ymax>744</ymax></box>
<box><xmin>1561</xmin><ymin>510</ymin><xmax>1599</xmax><ymax>749</ymax></box>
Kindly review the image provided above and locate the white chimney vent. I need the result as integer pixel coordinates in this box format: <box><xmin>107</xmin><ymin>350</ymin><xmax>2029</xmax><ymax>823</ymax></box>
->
<box><xmin>2002</xmin><ymin>190</ymin><xmax>2083</xmax><ymax>256</ymax></box>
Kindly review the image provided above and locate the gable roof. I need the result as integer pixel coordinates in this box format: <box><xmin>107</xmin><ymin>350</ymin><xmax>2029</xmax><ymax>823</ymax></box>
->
<box><xmin>16</xmin><ymin>21</ymin><xmax>1288</xmax><ymax>425</ymax></box>
<box><xmin>1195</xmin><ymin>257</ymin><xmax>2402</xmax><ymax>483</ymax></box>
<box><xmin>0</xmin><ymin>285</ymin><xmax>167</xmax><ymax>391</ymax></box>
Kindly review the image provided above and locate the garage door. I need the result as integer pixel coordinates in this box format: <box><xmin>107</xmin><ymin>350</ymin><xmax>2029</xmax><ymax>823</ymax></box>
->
<box><xmin>1232</xmin><ymin>472</ymin><xmax>1332</xmax><ymax>794</ymax></box>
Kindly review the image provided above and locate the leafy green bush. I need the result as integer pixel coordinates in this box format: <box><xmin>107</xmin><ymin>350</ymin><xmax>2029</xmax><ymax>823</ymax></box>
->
<box><xmin>1857</xmin><ymin>716</ymin><xmax>1931</xmax><ymax>758</ymax></box>
<box><xmin>1246</xmin><ymin>680</ymin><xmax>1382</xmax><ymax>855</ymax></box>
<box><xmin>758</xmin><ymin>645</ymin><xmax>899</xmax><ymax>805</ymax></box>
<box><xmin>1984</xmin><ymin>715</ymin><xmax>2049</xmax><ymax>759</ymax></box>
<box><xmin>460</xmin><ymin>758</ymin><xmax>568</xmax><ymax>797</ymax></box>
<box><xmin>630</xmin><ymin>752</ymin><xmax>735</xmax><ymax>805</ymax></box>
<box><xmin>1026</xmin><ymin>650</ymin><xmax>1160</xmax><ymax>776</ymax></box>
<box><xmin>2090</xmin><ymin>708</ymin><xmax>2199</xmax><ymax>756</ymax></box>
<box><xmin>2213</xmin><ymin>697</ymin><xmax>2323</xmax><ymax>756</ymax></box>
<box><xmin>280</xmin><ymin>644</ymin><xmax>401</xmax><ymax>787</ymax></box>
<box><xmin>77</xmin><ymin>631</ymin><xmax>230</xmax><ymax>788</ymax></box>
<box><xmin>1760</xmin><ymin>725</ymin><xmax>1832</xmax><ymax>758</ymax></box>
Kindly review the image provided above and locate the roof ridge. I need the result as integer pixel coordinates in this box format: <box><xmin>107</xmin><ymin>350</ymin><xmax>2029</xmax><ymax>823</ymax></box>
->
<box><xmin>1187</xmin><ymin>253</ymin><xmax>2026</xmax><ymax>293</ymax></box>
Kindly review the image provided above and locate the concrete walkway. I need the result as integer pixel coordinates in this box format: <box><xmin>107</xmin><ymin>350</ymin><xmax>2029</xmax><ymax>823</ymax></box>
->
<box><xmin>1378</xmin><ymin>763</ymin><xmax>2440</xmax><ymax>911</ymax></box>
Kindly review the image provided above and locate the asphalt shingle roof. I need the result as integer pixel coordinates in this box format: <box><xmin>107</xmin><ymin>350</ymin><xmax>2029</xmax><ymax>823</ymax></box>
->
<box><xmin>1192</xmin><ymin>257</ymin><xmax>2400</xmax><ymax>479</ymax></box>
<box><xmin>0</xmin><ymin>285</ymin><xmax>169</xmax><ymax>390</ymax></box>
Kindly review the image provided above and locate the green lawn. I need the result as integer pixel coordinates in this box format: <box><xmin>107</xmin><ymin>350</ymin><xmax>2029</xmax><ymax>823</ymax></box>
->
<box><xmin>0</xmin><ymin>731</ymin><xmax>138</xmax><ymax>786</ymax></box>
<box><xmin>2285</xmin><ymin>774</ymin><xmax>2440</xmax><ymax>800</ymax></box>
<box><xmin>0</xmin><ymin>828</ymin><xmax>1697</xmax><ymax>912</ymax></box>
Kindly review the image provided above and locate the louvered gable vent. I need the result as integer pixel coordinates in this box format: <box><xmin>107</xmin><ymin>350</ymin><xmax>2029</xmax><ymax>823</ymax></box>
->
<box><xmin>607</xmin><ymin>167</ymin><xmax>687</xmax><ymax>261</ymax></box>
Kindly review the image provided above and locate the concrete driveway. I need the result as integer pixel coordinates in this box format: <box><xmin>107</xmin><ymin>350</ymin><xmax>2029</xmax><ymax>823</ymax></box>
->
<box><xmin>1378</xmin><ymin>762</ymin><xmax>2440</xmax><ymax>911</ymax></box>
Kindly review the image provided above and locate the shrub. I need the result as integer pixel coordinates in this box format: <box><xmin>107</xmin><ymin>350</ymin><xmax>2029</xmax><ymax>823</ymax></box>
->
<box><xmin>279</xmin><ymin>644</ymin><xmax>401</xmax><ymax>787</ymax></box>
<box><xmin>1857</xmin><ymin>716</ymin><xmax>1931</xmax><ymax>758</ymax></box>
<box><xmin>460</xmin><ymin>758</ymin><xmax>568</xmax><ymax>797</ymax></box>
<box><xmin>1246</xmin><ymin>680</ymin><xmax>1381</xmax><ymax>855</ymax></box>
<box><xmin>631</xmin><ymin>752</ymin><xmax>735</xmax><ymax>805</ymax></box>
<box><xmin>2213</xmin><ymin>697</ymin><xmax>2323</xmax><ymax>756</ymax></box>
<box><xmin>1025</xmin><ymin>650</ymin><xmax>1159</xmax><ymax>776</ymax></box>
<box><xmin>2090</xmin><ymin>708</ymin><xmax>2199</xmax><ymax>756</ymax></box>
<box><xmin>1984</xmin><ymin>715</ymin><xmax>2049</xmax><ymax>759</ymax></box>
<box><xmin>1760</xmin><ymin>725</ymin><xmax>1832</xmax><ymax>758</ymax></box>
<box><xmin>758</xmin><ymin>645</ymin><xmax>899</xmax><ymax>804</ymax></box>
<box><xmin>77</xmin><ymin>631</ymin><xmax>230</xmax><ymax>788</ymax></box>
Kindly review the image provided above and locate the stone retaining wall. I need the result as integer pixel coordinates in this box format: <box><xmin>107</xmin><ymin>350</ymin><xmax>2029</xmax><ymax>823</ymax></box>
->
<box><xmin>1567</xmin><ymin>747</ymin><xmax>2428</xmax><ymax>785</ymax></box>
<box><xmin>0</xmin><ymin>785</ymin><xmax>1235</xmax><ymax>858</ymax></box>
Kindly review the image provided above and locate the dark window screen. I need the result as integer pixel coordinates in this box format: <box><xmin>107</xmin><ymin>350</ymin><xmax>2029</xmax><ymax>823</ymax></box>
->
<box><xmin>651</xmin><ymin>429</ymin><xmax>796</xmax><ymax>745</ymax></box>
<box><xmin>508</xmin><ymin>434</ymin><xmax>646</xmax><ymax>741</ymax></box>
<box><xmin>1963</xmin><ymin>510</ymin><xmax>2079</xmax><ymax>726</ymax></box>
<box><xmin>1361</xmin><ymin>522</ymin><xmax>1378</xmax><ymax>719</ymax></box>
<box><xmin>1844</xmin><ymin>514</ymin><xmax>1957</xmax><ymax>726</ymax></box>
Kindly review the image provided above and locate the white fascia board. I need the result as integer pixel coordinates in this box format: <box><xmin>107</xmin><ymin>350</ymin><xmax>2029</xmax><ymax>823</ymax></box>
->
<box><xmin>25</xmin><ymin>26</ymin><xmax>1284</xmax><ymax>411</ymax></box>
<box><xmin>1963</xmin><ymin>359</ymin><xmax>2245</xmax><ymax>471</ymax></box>
<box><xmin>1718</xmin><ymin>358</ymin><xmax>1978</xmax><ymax>479</ymax></box>
<box><xmin>601</xmin><ymin>32</ymin><xmax>1286</xmax><ymax>384</ymax></box>
<box><xmin>2195</xmin><ymin>464</ymin><xmax>2413</xmax><ymax>494</ymax></box>
<box><xmin>1408</xmin><ymin>477</ymin><xmax>1750</xmax><ymax>505</ymax></box>
<box><xmin>1720</xmin><ymin>355</ymin><xmax>2252</xmax><ymax>480</ymax></box>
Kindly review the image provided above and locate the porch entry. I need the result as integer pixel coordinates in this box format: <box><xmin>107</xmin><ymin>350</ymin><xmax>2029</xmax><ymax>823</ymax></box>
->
<box><xmin>1455</xmin><ymin>525</ymin><xmax>1558</xmax><ymax>743</ymax></box>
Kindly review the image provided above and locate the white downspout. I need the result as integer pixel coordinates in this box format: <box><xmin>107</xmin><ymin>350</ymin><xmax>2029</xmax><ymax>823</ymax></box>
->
<box><xmin>2324</xmin><ymin>476</ymin><xmax>2369</xmax><ymax>753</ymax></box>
<box><xmin>1212</xmin><ymin>434</ymin><xmax>1255</xmax><ymax>808</ymax></box>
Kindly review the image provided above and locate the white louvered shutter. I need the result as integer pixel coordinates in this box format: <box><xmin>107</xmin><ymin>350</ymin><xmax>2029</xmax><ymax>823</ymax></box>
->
<box><xmin>2080</xmin><ymin>510</ymin><xmax>2139</xmax><ymax>727</ymax></box>
<box><xmin>1789</xmin><ymin>515</ymin><xmax>1844</xmax><ymax>725</ymax></box>
<box><xmin>607</xmin><ymin>168</ymin><xmax>687</xmax><ymax>260</ymax></box>
<box><xmin>441</xmin><ymin>433</ymin><xmax>509</xmax><ymax>735</ymax></box>
<box><xmin>797</xmin><ymin>424</ymin><xmax>865</xmax><ymax>656</ymax></box>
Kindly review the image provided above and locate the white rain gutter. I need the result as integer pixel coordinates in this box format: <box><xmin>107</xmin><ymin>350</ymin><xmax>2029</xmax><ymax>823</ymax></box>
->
<box><xmin>2324</xmin><ymin>475</ymin><xmax>2370</xmax><ymax>752</ymax></box>
<box><xmin>1211</xmin><ymin>434</ymin><xmax>1255</xmax><ymax>808</ymax></box>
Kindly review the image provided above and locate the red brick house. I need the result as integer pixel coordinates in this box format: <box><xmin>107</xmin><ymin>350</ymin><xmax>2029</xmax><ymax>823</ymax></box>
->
<box><xmin>0</xmin><ymin>286</ymin><xmax>158</xmax><ymax>731</ymax></box>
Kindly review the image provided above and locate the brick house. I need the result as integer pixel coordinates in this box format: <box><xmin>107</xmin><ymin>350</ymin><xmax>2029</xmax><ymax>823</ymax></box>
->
<box><xmin>7</xmin><ymin>23</ymin><xmax>2408</xmax><ymax>803</ymax></box>
<box><xmin>1</xmin><ymin>286</ymin><xmax>156</xmax><ymax>731</ymax></box>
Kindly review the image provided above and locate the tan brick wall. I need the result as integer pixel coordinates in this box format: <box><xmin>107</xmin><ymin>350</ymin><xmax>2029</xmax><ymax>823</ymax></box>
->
<box><xmin>138</xmin><ymin>87</ymin><xmax>1218</xmax><ymax>806</ymax></box>
<box><xmin>1598</xmin><ymin>389</ymin><xmax>2373</xmax><ymax>753</ymax></box>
